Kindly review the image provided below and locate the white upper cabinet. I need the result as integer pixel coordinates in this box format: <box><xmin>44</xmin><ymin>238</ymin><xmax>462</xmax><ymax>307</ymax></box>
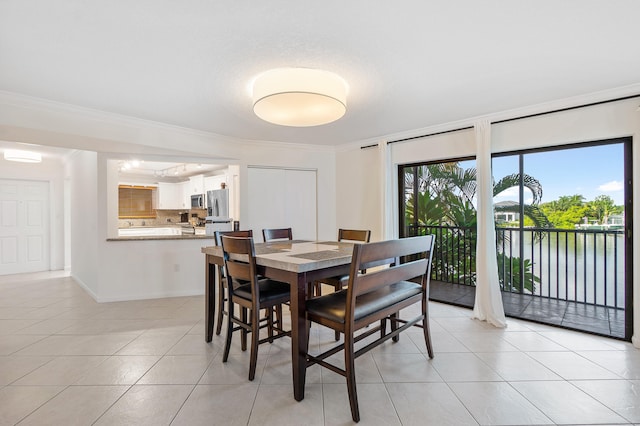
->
<box><xmin>157</xmin><ymin>182</ymin><xmax>183</xmax><ymax>209</ymax></box>
<box><xmin>204</xmin><ymin>174</ymin><xmax>227</xmax><ymax>193</ymax></box>
<box><xmin>181</xmin><ymin>181</ymin><xmax>191</xmax><ymax>208</ymax></box>
<box><xmin>189</xmin><ymin>175</ymin><xmax>204</xmax><ymax>195</ymax></box>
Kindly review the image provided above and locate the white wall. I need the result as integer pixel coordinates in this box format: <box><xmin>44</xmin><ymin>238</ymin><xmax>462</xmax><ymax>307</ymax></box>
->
<box><xmin>0</xmin><ymin>154</ymin><xmax>66</xmax><ymax>271</ymax></box>
<box><xmin>68</xmin><ymin>150</ymin><xmax>100</xmax><ymax>297</ymax></box>
<box><xmin>335</xmin><ymin>145</ymin><xmax>383</xmax><ymax>242</ymax></box>
<box><xmin>96</xmin><ymin>238</ymin><xmax>208</xmax><ymax>302</ymax></box>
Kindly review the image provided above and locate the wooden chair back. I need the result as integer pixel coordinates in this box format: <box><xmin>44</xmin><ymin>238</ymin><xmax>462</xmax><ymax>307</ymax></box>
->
<box><xmin>214</xmin><ymin>230</ymin><xmax>253</xmax><ymax>276</ymax></box>
<box><xmin>220</xmin><ymin>235</ymin><xmax>259</xmax><ymax>304</ymax></box>
<box><xmin>338</xmin><ymin>228</ymin><xmax>371</xmax><ymax>243</ymax></box>
<box><xmin>262</xmin><ymin>227</ymin><xmax>293</xmax><ymax>242</ymax></box>
<box><xmin>214</xmin><ymin>230</ymin><xmax>253</xmax><ymax>246</ymax></box>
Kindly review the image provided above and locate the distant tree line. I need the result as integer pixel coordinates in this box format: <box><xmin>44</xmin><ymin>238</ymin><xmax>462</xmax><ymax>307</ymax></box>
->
<box><xmin>538</xmin><ymin>194</ymin><xmax>623</xmax><ymax>229</ymax></box>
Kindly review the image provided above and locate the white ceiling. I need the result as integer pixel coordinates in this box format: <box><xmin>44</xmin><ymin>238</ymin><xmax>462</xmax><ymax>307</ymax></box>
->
<box><xmin>1</xmin><ymin>1</ymin><xmax>639</xmax><ymax>147</ymax></box>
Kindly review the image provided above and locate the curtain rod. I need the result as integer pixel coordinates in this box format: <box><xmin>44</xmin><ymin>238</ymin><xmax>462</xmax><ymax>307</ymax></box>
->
<box><xmin>387</xmin><ymin>126</ymin><xmax>474</xmax><ymax>144</ymax></box>
<box><xmin>360</xmin><ymin>143</ymin><xmax>378</xmax><ymax>150</ymax></box>
<box><xmin>492</xmin><ymin>93</ymin><xmax>640</xmax><ymax>124</ymax></box>
<box><xmin>386</xmin><ymin>93</ymin><xmax>640</xmax><ymax>144</ymax></box>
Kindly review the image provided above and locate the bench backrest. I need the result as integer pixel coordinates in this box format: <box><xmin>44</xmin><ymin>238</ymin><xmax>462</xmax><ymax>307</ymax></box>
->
<box><xmin>345</xmin><ymin>235</ymin><xmax>435</xmax><ymax>310</ymax></box>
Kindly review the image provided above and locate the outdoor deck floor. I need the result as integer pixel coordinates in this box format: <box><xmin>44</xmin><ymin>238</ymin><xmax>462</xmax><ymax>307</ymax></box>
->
<box><xmin>430</xmin><ymin>280</ymin><xmax>627</xmax><ymax>340</ymax></box>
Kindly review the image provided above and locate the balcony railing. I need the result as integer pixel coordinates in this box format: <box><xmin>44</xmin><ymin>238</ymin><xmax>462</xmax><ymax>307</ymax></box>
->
<box><xmin>406</xmin><ymin>224</ymin><xmax>625</xmax><ymax>309</ymax></box>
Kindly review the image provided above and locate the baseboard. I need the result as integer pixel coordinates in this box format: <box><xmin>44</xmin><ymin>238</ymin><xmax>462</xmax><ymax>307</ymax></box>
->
<box><xmin>69</xmin><ymin>275</ymin><xmax>203</xmax><ymax>303</ymax></box>
<box><xmin>71</xmin><ymin>273</ymin><xmax>99</xmax><ymax>302</ymax></box>
<box><xmin>95</xmin><ymin>289</ymin><xmax>204</xmax><ymax>303</ymax></box>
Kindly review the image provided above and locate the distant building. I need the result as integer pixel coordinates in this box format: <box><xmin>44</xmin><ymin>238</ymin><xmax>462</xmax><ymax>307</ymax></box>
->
<box><xmin>494</xmin><ymin>200</ymin><xmax>520</xmax><ymax>223</ymax></box>
<box><xmin>607</xmin><ymin>213</ymin><xmax>624</xmax><ymax>226</ymax></box>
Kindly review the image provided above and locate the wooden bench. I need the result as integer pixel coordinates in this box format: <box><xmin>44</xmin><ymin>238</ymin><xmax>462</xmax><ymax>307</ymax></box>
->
<box><xmin>304</xmin><ymin>235</ymin><xmax>435</xmax><ymax>422</ymax></box>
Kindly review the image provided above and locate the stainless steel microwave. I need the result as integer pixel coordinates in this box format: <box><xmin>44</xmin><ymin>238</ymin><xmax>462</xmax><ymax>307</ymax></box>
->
<box><xmin>190</xmin><ymin>194</ymin><xmax>204</xmax><ymax>208</ymax></box>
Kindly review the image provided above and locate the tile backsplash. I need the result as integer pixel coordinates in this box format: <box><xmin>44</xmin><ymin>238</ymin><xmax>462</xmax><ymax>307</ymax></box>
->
<box><xmin>118</xmin><ymin>209</ymin><xmax>207</xmax><ymax>227</ymax></box>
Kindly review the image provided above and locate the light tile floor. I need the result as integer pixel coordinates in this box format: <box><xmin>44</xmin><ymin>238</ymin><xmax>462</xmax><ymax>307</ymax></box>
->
<box><xmin>0</xmin><ymin>271</ymin><xmax>639</xmax><ymax>425</ymax></box>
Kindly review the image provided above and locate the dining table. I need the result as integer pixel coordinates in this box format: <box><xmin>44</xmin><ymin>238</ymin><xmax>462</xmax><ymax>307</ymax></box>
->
<box><xmin>201</xmin><ymin>239</ymin><xmax>355</xmax><ymax>401</ymax></box>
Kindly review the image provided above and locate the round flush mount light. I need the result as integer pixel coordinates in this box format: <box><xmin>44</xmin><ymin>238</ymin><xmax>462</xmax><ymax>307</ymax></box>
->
<box><xmin>252</xmin><ymin>68</ymin><xmax>348</xmax><ymax>127</ymax></box>
<box><xmin>4</xmin><ymin>149</ymin><xmax>42</xmax><ymax>163</ymax></box>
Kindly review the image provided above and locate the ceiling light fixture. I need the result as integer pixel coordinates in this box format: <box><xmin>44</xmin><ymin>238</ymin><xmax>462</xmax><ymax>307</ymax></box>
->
<box><xmin>4</xmin><ymin>149</ymin><xmax>42</xmax><ymax>163</ymax></box>
<box><xmin>252</xmin><ymin>67</ymin><xmax>348</xmax><ymax>127</ymax></box>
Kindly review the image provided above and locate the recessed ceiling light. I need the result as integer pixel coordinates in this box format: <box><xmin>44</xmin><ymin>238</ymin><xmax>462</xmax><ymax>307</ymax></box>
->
<box><xmin>4</xmin><ymin>149</ymin><xmax>42</xmax><ymax>163</ymax></box>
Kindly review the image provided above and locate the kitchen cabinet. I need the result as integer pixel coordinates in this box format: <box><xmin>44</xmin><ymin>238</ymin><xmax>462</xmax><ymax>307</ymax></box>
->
<box><xmin>158</xmin><ymin>182</ymin><xmax>185</xmax><ymax>209</ymax></box>
<box><xmin>181</xmin><ymin>181</ymin><xmax>191</xmax><ymax>209</ymax></box>
<box><xmin>189</xmin><ymin>175</ymin><xmax>205</xmax><ymax>195</ymax></box>
<box><xmin>204</xmin><ymin>174</ymin><xmax>227</xmax><ymax>193</ymax></box>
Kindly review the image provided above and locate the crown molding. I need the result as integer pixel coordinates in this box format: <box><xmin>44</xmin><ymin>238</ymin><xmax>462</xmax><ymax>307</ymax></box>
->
<box><xmin>0</xmin><ymin>90</ymin><xmax>336</xmax><ymax>153</ymax></box>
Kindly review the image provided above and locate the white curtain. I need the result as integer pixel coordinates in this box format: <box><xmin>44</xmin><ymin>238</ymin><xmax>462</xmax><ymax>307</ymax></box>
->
<box><xmin>472</xmin><ymin>120</ymin><xmax>507</xmax><ymax>327</ymax></box>
<box><xmin>379</xmin><ymin>141</ymin><xmax>396</xmax><ymax>240</ymax></box>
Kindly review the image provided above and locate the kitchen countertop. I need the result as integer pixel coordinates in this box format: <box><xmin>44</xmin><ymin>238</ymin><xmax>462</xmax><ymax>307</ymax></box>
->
<box><xmin>109</xmin><ymin>225</ymin><xmax>210</xmax><ymax>241</ymax></box>
<box><xmin>107</xmin><ymin>234</ymin><xmax>213</xmax><ymax>241</ymax></box>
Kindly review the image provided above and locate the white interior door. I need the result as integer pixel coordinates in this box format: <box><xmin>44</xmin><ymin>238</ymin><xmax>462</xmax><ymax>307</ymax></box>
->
<box><xmin>247</xmin><ymin>167</ymin><xmax>317</xmax><ymax>241</ymax></box>
<box><xmin>284</xmin><ymin>169</ymin><xmax>317</xmax><ymax>240</ymax></box>
<box><xmin>0</xmin><ymin>179</ymin><xmax>50</xmax><ymax>275</ymax></box>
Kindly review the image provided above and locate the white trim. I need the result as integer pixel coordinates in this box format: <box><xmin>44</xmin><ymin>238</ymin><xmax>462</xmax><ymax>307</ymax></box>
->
<box><xmin>0</xmin><ymin>90</ymin><xmax>336</xmax><ymax>152</ymax></box>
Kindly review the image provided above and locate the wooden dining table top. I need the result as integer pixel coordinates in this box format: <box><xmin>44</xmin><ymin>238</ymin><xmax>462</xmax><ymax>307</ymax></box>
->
<box><xmin>201</xmin><ymin>239</ymin><xmax>356</xmax><ymax>272</ymax></box>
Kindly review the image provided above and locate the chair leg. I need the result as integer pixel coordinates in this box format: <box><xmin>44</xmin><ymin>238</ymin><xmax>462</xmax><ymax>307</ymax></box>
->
<box><xmin>275</xmin><ymin>305</ymin><xmax>283</xmax><ymax>333</ymax></box>
<box><xmin>334</xmin><ymin>281</ymin><xmax>343</xmax><ymax>341</ymax></box>
<box><xmin>423</xmin><ymin>301</ymin><xmax>434</xmax><ymax>358</ymax></box>
<box><xmin>344</xmin><ymin>330</ymin><xmax>360</xmax><ymax>422</ymax></box>
<box><xmin>390</xmin><ymin>312</ymin><xmax>399</xmax><ymax>342</ymax></box>
<box><xmin>222</xmin><ymin>297</ymin><xmax>234</xmax><ymax>362</ymax></box>
<box><xmin>267</xmin><ymin>307</ymin><xmax>274</xmax><ymax>343</ymax></box>
<box><xmin>248</xmin><ymin>307</ymin><xmax>260</xmax><ymax>381</ymax></box>
<box><xmin>215</xmin><ymin>278</ymin><xmax>225</xmax><ymax>335</ymax></box>
<box><xmin>241</xmin><ymin>307</ymin><xmax>248</xmax><ymax>351</ymax></box>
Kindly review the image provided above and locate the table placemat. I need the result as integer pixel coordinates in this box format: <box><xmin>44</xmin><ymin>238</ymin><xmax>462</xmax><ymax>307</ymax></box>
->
<box><xmin>288</xmin><ymin>250</ymin><xmax>349</xmax><ymax>261</ymax></box>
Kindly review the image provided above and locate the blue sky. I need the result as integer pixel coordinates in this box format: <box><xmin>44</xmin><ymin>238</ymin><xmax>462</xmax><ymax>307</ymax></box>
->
<box><xmin>463</xmin><ymin>143</ymin><xmax>625</xmax><ymax>206</ymax></box>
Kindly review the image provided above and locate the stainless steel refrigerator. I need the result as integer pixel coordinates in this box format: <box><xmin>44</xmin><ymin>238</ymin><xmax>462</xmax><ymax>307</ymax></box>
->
<box><xmin>205</xmin><ymin>189</ymin><xmax>232</xmax><ymax>234</ymax></box>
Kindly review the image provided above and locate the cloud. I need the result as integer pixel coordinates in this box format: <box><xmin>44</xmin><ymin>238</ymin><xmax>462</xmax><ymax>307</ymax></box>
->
<box><xmin>493</xmin><ymin>187</ymin><xmax>518</xmax><ymax>198</ymax></box>
<box><xmin>598</xmin><ymin>180</ymin><xmax>623</xmax><ymax>192</ymax></box>
<box><xmin>494</xmin><ymin>186</ymin><xmax>537</xmax><ymax>201</ymax></box>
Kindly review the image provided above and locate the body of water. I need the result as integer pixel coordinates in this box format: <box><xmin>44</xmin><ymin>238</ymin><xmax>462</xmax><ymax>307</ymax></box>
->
<box><xmin>497</xmin><ymin>228</ymin><xmax>626</xmax><ymax>308</ymax></box>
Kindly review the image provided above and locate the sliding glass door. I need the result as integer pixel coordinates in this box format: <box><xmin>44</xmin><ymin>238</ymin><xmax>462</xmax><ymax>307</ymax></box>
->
<box><xmin>399</xmin><ymin>137</ymin><xmax>632</xmax><ymax>340</ymax></box>
<box><xmin>492</xmin><ymin>138</ymin><xmax>632</xmax><ymax>339</ymax></box>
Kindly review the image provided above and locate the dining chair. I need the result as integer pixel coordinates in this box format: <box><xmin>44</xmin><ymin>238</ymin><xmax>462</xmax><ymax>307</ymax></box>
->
<box><xmin>214</xmin><ymin>230</ymin><xmax>253</xmax><ymax>336</ymax></box>
<box><xmin>313</xmin><ymin>229</ymin><xmax>371</xmax><ymax>340</ymax></box>
<box><xmin>262</xmin><ymin>227</ymin><xmax>293</xmax><ymax>242</ymax></box>
<box><xmin>304</xmin><ymin>235</ymin><xmax>435</xmax><ymax>422</ymax></box>
<box><xmin>314</xmin><ymin>229</ymin><xmax>371</xmax><ymax>296</ymax></box>
<box><xmin>220</xmin><ymin>235</ymin><xmax>291</xmax><ymax>380</ymax></box>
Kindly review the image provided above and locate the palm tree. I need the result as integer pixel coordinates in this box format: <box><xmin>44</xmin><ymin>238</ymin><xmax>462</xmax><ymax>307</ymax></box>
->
<box><xmin>403</xmin><ymin>162</ymin><xmax>550</xmax><ymax>292</ymax></box>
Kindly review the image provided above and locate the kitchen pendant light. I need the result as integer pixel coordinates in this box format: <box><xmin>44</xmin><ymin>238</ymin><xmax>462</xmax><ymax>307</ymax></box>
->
<box><xmin>4</xmin><ymin>149</ymin><xmax>42</xmax><ymax>163</ymax></box>
<box><xmin>252</xmin><ymin>68</ymin><xmax>348</xmax><ymax>127</ymax></box>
